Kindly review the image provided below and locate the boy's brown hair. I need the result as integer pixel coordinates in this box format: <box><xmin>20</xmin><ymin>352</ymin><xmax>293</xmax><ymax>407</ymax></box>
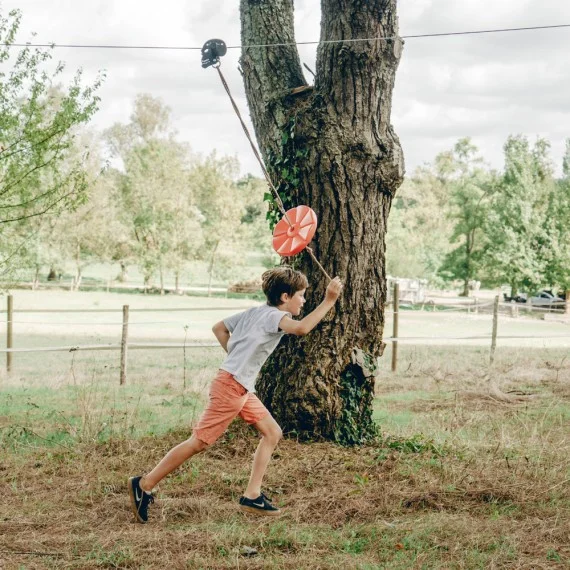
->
<box><xmin>262</xmin><ymin>266</ymin><xmax>308</xmax><ymax>307</ymax></box>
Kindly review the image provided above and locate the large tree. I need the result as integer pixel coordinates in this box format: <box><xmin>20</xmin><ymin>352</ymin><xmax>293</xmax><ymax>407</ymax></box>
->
<box><xmin>239</xmin><ymin>0</ymin><xmax>404</xmax><ymax>443</ymax></box>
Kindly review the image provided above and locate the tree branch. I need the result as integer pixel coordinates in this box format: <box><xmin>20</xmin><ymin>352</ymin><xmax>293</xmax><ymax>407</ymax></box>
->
<box><xmin>240</xmin><ymin>0</ymin><xmax>307</xmax><ymax>155</ymax></box>
<box><xmin>0</xmin><ymin>187</ymin><xmax>79</xmax><ymax>224</ymax></box>
<box><xmin>0</xmin><ymin>175</ymin><xmax>79</xmax><ymax>211</ymax></box>
<box><xmin>240</xmin><ymin>0</ymin><xmax>306</xmax><ymax>94</ymax></box>
<box><xmin>0</xmin><ymin>126</ymin><xmax>69</xmax><ymax>162</ymax></box>
<box><xmin>0</xmin><ymin>132</ymin><xmax>67</xmax><ymax>197</ymax></box>
<box><xmin>0</xmin><ymin>228</ymin><xmax>43</xmax><ymax>275</ymax></box>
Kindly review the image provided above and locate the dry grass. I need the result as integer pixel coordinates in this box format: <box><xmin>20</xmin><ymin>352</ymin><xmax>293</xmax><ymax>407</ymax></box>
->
<box><xmin>1</xmin><ymin>345</ymin><xmax>569</xmax><ymax>569</ymax></box>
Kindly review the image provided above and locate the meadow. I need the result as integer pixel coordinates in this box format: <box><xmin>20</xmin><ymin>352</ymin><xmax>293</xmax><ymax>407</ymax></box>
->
<box><xmin>1</xmin><ymin>289</ymin><xmax>569</xmax><ymax>569</ymax></box>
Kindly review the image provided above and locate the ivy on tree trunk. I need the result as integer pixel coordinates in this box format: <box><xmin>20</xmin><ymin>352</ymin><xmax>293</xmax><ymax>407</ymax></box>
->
<box><xmin>239</xmin><ymin>0</ymin><xmax>404</xmax><ymax>443</ymax></box>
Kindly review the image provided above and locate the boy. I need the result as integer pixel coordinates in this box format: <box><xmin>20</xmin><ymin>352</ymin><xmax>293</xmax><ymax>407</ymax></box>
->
<box><xmin>128</xmin><ymin>266</ymin><xmax>342</xmax><ymax>522</ymax></box>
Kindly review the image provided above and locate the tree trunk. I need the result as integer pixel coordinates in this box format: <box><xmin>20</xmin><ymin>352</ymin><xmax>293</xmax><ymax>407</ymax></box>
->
<box><xmin>240</xmin><ymin>0</ymin><xmax>404</xmax><ymax>443</ymax></box>
<box><xmin>74</xmin><ymin>243</ymin><xmax>82</xmax><ymax>291</ymax></box>
<box><xmin>33</xmin><ymin>265</ymin><xmax>40</xmax><ymax>290</ymax></box>
<box><xmin>462</xmin><ymin>233</ymin><xmax>472</xmax><ymax>297</ymax></box>
<box><xmin>119</xmin><ymin>261</ymin><xmax>128</xmax><ymax>283</ymax></box>
<box><xmin>207</xmin><ymin>240</ymin><xmax>220</xmax><ymax>297</ymax></box>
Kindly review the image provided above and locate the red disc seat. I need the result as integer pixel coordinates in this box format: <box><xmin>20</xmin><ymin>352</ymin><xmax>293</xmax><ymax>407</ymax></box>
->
<box><xmin>272</xmin><ymin>205</ymin><xmax>318</xmax><ymax>256</ymax></box>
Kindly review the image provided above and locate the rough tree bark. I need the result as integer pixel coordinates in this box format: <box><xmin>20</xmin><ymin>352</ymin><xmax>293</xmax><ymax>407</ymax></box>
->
<box><xmin>240</xmin><ymin>0</ymin><xmax>404</xmax><ymax>443</ymax></box>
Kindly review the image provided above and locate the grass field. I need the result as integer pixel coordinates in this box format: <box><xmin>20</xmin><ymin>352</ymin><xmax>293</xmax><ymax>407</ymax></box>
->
<box><xmin>1</xmin><ymin>291</ymin><xmax>569</xmax><ymax>569</ymax></box>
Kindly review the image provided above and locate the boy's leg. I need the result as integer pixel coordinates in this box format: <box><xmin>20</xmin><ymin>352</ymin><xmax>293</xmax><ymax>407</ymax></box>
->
<box><xmin>128</xmin><ymin>435</ymin><xmax>208</xmax><ymax>523</ymax></box>
<box><xmin>243</xmin><ymin>413</ymin><xmax>282</xmax><ymax>499</ymax></box>
<box><xmin>141</xmin><ymin>435</ymin><xmax>208</xmax><ymax>491</ymax></box>
<box><xmin>141</xmin><ymin>371</ymin><xmax>249</xmax><ymax>492</ymax></box>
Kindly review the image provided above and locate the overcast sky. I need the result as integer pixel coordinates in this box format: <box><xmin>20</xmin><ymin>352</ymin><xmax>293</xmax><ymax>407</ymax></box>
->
<box><xmin>3</xmin><ymin>0</ymin><xmax>570</xmax><ymax>177</ymax></box>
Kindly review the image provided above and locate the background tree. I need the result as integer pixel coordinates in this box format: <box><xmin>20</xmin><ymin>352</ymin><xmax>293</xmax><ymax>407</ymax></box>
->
<box><xmin>192</xmin><ymin>154</ymin><xmax>249</xmax><ymax>294</ymax></box>
<box><xmin>237</xmin><ymin>174</ymin><xmax>280</xmax><ymax>270</ymax></box>
<box><xmin>0</xmin><ymin>9</ymin><xmax>102</xmax><ymax>278</ymax></box>
<box><xmin>483</xmin><ymin>136</ymin><xmax>554</xmax><ymax>297</ymax></box>
<box><xmin>50</xmin><ymin>135</ymin><xmax>117</xmax><ymax>290</ymax></box>
<box><xmin>387</xmin><ymin>160</ymin><xmax>454</xmax><ymax>284</ymax></box>
<box><xmin>437</xmin><ymin>138</ymin><xmax>492</xmax><ymax>296</ymax></box>
<box><xmin>106</xmin><ymin>95</ymin><xmax>204</xmax><ymax>292</ymax></box>
<box><xmin>239</xmin><ymin>0</ymin><xmax>404</xmax><ymax>443</ymax></box>
<box><xmin>542</xmin><ymin>138</ymin><xmax>570</xmax><ymax>294</ymax></box>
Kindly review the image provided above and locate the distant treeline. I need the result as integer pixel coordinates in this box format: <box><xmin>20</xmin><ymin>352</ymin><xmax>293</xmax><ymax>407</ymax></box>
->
<box><xmin>387</xmin><ymin>137</ymin><xmax>570</xmax><ymax>296</ymax></box>
<box><xmin>2</xmin><ymin>95</ymin><xmax>277</xmax><ymax>291</ymax></box>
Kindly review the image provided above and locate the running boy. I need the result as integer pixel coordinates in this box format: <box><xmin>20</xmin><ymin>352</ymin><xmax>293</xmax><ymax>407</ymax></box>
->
<box><xmin>128</xmin><ymin>266</ymin><xmax>343</xmax><ymax>522</ymax></box>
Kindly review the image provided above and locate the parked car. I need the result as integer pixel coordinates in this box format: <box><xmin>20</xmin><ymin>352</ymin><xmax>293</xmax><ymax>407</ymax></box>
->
<box><xmin>530</xmin><ymin>290</ymin><xmax>565</xmax><ymax>308</ymax></box>
<box><xmin>503</xmin><ymin>292</ymin><xmax>527</xmax><ymax>303</ymax></box>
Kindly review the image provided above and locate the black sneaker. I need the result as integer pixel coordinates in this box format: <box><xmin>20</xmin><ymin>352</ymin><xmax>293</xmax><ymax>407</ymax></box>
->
<box><xmin>128</xmin><ymin>476</ymin><xmax>154</xmax><ymax>523</ymax></box>
<box><xmin>239</xmin><ymin>493</ymin><xmax>280</xmax><ymax>516</ymax></box>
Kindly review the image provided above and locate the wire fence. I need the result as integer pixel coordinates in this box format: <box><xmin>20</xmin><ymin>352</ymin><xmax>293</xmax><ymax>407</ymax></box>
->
<box><xmin>2</xmin><ymin>289</ymin><xmax>569</xmax><ymax>380</ymax></box>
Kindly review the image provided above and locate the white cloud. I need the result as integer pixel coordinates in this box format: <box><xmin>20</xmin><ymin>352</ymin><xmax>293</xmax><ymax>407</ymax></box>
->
<box><xmin>3</xmin><ymin>0</ymin><xmax>570</xmax><ymax>176</ymax></box>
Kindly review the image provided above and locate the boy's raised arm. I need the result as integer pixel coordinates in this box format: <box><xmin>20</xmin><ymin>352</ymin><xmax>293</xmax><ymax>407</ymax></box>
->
<box><xmin>212</xmin><ymin>321</ymin><xmax>230</xmax><ymax>352</ymax></box>
<box><xmin>279</xmin><ymin>277</ymin><xmax>343</xmax><ymax>336</ymax></box>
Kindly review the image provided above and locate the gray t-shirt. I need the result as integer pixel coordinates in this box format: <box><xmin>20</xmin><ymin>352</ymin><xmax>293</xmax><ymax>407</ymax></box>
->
<box><xmin>220</xmin><ymin>304</ymin><xmax>290</xmax><ymax>392</ymax></box>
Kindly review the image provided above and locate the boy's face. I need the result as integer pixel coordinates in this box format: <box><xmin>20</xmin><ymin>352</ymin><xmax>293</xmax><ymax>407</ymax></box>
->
<box><xmin>280</xmin><ymin>289</ymin><xmax>306</xmax><ymax>316</ymax></box>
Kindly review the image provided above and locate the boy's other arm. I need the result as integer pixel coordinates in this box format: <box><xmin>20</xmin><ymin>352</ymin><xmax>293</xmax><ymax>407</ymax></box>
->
<box><xmin>279</xmin><ymin>277</ymin><xmax>343</xmax><ymax>336</ymax></box>
<box><xmin>212</xmin><ymin>321</ymin><xmax>230</xmax><ymax>352</ymax></box>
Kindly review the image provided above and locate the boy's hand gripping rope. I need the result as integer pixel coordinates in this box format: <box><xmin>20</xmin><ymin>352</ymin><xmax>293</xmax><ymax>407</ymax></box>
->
<box><xmin>201</xmin><ymin>39</ymin><xmax>331</xmax><ymax>281</ymax></box>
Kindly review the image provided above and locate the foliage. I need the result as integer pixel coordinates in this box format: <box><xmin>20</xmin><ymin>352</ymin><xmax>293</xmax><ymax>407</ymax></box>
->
<box><xmin>105</xmin><ymin>95</ymin><xmax>205</xmax><ymax>289</ymax></box>
<box><xmin>334</xmin><ymin>359</ymin><xmax>379</xmax><ymax>446</ymax></box>
<box><xmin>387</xmin><ymin>161</ymin><xmax>454</xmax><ymax>284</ymax></box>
<box><xmin>191</xmin><ymin>152</ymin><xmax>249</xmax><ymax>290</ymax></box>
<box><xmin>102</xmin><ymin>94</ymin><xmax>274</xmax><ymax>292</ymax></box>
<box><xmin>437</xmin><ymin>139</ymin><xmax>493</xmax><ymax>295</ymax></box>
<box><xmin>542</xmin><ymin>139</ymin><xmax>570</xmax><ymax>290</ymax></box>
<box><xmin>380</xmin><ymin>434</ymin><xmax>446</xmax><ymax>456</ymax></box>
<box><xmin>483</xmin><ymin>136</ymin><xmax>557</xmax><ymax>295</ymax></box>
<box><xmin>265</xmin><ymin>116</ymin><xmax>308</xmax><ymax>230</ymax></box>
<box><xmin>237</xmin><ymin>174</ymin><xmax>280</xmax><ymax>268</ymax></box>
<box><xmin>0</xmin><ymin>8</ymin><xmax>103</xmax><ymax>277</ymax></box>
<box><xmin>388</xmin><ymin>136</ymin><xmax>568</xmax><ymax>296</ymax></box>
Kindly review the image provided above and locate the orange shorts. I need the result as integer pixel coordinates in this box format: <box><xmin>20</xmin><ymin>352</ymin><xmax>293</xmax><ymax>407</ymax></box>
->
<box><xmin>193</xmin><ymin>370</ymin><xmax>270</xmax><ymax>445</ymax></box>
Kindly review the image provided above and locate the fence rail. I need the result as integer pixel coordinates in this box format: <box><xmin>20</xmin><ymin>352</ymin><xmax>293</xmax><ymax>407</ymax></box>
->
<box><xmin>3</xmin><ymin>289</ymin><xmax>569</xmax><ymax>380</ymax></box>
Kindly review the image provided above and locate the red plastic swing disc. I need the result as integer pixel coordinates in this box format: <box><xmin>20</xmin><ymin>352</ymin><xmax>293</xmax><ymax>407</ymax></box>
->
<box><xmin>272</xmin><ymin>205</ymin><xmax>318</xmax><ymax>256</ymax></box>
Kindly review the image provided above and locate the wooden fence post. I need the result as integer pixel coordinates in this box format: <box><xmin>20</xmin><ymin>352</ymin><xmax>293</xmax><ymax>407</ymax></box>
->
<box><xmin>120</xmin><ymin>305</ymin><xmax>129</xmax><ymax>385</ymax></box>
<box><xmin>490</xmin><ymin>295</ymin><xmax>499</xmax><ymax>365</ymax></box>
<box><xmin>391</xmin><ymin>283</ymin><xmax>399</xmax><ymax>373</ymax></box>
<box><xmin>7</xmin><ymin>295</ymin><xmax>13</xmax><ymax>374</ymax></box>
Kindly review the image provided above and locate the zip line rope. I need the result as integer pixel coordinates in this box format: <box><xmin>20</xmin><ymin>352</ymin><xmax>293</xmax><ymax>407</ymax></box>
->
<box><xmin>3</xmin><ymin>23</ymin><xmax>570</xmax><ymax>51</ymax></box>
<box><xmin>212</xmin><ymin>61</ymin><xmax>332</xmax><ymax>280</ymax></box>
<box><xmin>214</xmin><ymin>66</ymin><xmax>290</xmax><ymax>223</ymax></box>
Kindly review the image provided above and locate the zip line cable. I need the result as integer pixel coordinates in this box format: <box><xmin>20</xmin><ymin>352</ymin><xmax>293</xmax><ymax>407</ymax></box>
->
<box><xmin>3</xmin><ymin>23</ymin><xmax>570</xmax><ymax>52</ymax></box>
<box><xmin>212</xmin><ymin>59</ymin><xmax>331</xmax><ymax>279</ymax></box>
